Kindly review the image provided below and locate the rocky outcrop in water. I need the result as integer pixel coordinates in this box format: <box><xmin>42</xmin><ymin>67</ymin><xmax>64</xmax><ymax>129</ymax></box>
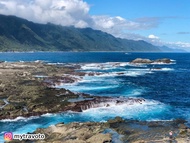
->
<box><xmin>130</xmin><ymin>58</ymin><xmax>173</xmax><ymax>64</ymax></box>
<box><xmin>70</xmin><ymin>97</ymin><xmax>146</xmax><ymax>112</ymax></box>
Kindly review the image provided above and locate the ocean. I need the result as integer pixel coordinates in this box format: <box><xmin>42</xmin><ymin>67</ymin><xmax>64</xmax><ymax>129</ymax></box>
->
<box><xmin>0</xmin><ymin>52</ymin><xmax>190</xmax><ymax>141</ymax></box>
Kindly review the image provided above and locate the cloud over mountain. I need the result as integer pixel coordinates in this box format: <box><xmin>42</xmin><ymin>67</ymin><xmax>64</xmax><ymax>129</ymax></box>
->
<box><xmin>0</xmin><ymin>0</ymin><xmax>90</xmax><ymax>28</ymax></box>
<box><xmin>0</xmin><ymin>0</ymin><xmax>160</xmax><ymax>31</ymax></box>
<box><xmin>0</xmin><ymin>0</ymin><xmax>189</xmax><ymax>50</ymax></box>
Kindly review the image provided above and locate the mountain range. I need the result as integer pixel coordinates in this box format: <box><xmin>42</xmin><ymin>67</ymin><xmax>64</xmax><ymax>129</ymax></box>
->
<box><xmin>0</xmin><ymin>14</ymin><xmax>184</xmax><ymax>52</ymax></box>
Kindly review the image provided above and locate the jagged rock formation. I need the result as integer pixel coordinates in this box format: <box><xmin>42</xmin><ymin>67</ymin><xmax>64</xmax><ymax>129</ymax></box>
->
<box><xmin>130</xmin><ymin>58</ymin><xmax>173</xmax><ymax>64</ymax></box>
<box><xmin>10</xmin><ymin>117</ymin><xmax>190</xmax><ymax>143</ymax></box>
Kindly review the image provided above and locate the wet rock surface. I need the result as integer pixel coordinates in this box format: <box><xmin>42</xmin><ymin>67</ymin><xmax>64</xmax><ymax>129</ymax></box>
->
<box><xmin>12</xmin><ymin>122</ymin><xmax>112</xmax><ymax>143</ymax></box>
<box><xmin>0</xmin><ymin>62</ymin><xmax>88</xmax><ymax>119</ymax></box>
<box><xmin>106</xmin><ymin>118</ymin><xmax>190</xmax><ymax>143</ymax></box>
<box><xmin>11</xmin><ymin>117</ymin><xmax>190</xmax><ymax>143</ymax></box>
<box><xmin>0</xmin><ymin>62</ymin><xmax>148</xmax><ymax>120</ymax></box>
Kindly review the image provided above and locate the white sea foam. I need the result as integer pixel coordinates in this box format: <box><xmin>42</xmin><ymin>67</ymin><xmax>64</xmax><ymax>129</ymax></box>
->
<box><xmin>60</xmin><ymin>85</ymin><xmax>119</xmax><ymax>92</ymax></box>
<box><xmin>34</xmin><ymin>75</ymin><xmax>48</xmax><ymax>78</ymax></box>
<box><xmin>119</xmin><ymin>63</ymin><xmax>129</xmax><ymax>67</ymax></box>
<box><xmin>80</xmin><ymin>62</ymin><xmax>139</xmax><ymax>71</ymax></box>
<box><xmin>146</xmin><ymin>119</ymin><xmax>173</xmax><ymax>121</ymax></box>
<box><xmin>34</xmin><ymin>60</ymin><xmax>44</xmax><ymax>63</ymax></box>
<box><xmin>80</xmin><ymin>63</ymin><xmax>107</xmax><ymax>70</ymax></box>
<box><xmin>150</xmin><ymin>68</ymin><xmax>174</xmax><ymax>71</ymax></box>
<box><xmin>160</xmin><ymin>68</ymin><xmax>174</xmax><ymax>71</ymax></box>
<box><xmin>53</xmin><ymin>82</ymin><xmax>77</xmax><ymax>88</ymax></box>
<box><xmin>127</xmin><ymin>90</ymin><xmax>143</xmax><ymax>96</ymax></box>
<box><xmin>77</xmin><ymin>77</ymin><xmax>101</xmax><ymax>83</ymax></box>
<box><xmin>95</xmin><ymin>70</ymin><xmax>149</xmax><ymax>77</ymax></box>
<box><xmin>126</xmin><ymin>63</ymin><xmax>148</xmax><ymax>67</ymax></box>
<box><xmin>81</xmin><ymin>99</ymin><xmax>170</xmax><ymax>121</ymax></box>
<box><xmin>170</xmin><ymin>59</ymin><xmax>176</xmax><ymax>62</ymax></box>
<box><xmin>41</xmin><ymin>113</ymin><xmax>54</xmax><ymax>117</ymax></box>
<box><xmin>0</xmin><ymin>116</ymin><xmax>39</xmax><ymax>122</ymax></box>
<box><xmin>151</xmin><ymin>62</ymin><xmax>176</xmax><ymax>65</ymax></box>
<box><xmin>106</xmin><ymin>62</ymin><xmax>129</xmax><ymax>67</ymax></box>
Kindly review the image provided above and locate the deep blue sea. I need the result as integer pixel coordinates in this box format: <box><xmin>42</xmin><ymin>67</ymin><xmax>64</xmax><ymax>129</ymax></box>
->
<box><xmin>0</xmin><ymin>52</ymin><xmax>190</xmax><ymax>141</ymax></box>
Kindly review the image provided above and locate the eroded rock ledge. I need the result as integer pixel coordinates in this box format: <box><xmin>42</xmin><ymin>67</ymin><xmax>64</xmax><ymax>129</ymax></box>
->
<box><xmin>0</xmin><ymin>61</ymin><xmax>84</xmax><ymax>119</ymax></box>
<box><xmin>11</xmin><ymin>117</ymin><xmax>190</xmax><ymax>143</ymax></box>
<box><xmin>0</xmin><ymin>61</ymin><xmax>146</xmax><ymax>120</ymax></box>
<box><xmin>130</xmin><ymin>58</ymin><xmax>173</xmax><ymax>64</ymax></box>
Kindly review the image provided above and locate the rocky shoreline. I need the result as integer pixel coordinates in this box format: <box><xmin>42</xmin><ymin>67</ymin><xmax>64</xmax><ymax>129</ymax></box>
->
<box><xmin>0</xmin><ymin>61</ymin><xmax>148</xmax><ymax>120</ymax></box>
<box><xmin>1</xmin><ymin>60</ymin><xmax>190</xmax><ymax>142</ymax></box>
<box><xmin>1</xmin><ymin>59</ymin><xmax>172</xmax><ymax>120</ymax></box>
<box><xmin>0</xmin><ymin>61</ymin><xmax>76</xmax><ymax>119</ymax></box>
<box><xmin>10</xmin><ymin>117</ymin><xmax>190</xmax><ymax>143</ymax></box>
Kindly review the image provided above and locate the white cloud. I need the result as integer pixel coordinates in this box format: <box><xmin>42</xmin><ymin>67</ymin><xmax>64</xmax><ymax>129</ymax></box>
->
<box><xmin>175</xmin><ymin>41</ymin><xmax>190</xmax><ymax>48</ymax></box>
<box><xmin>167</xmin><ymin>41</ymin><xmax>190</xmax><ymax>49</ymax></box>
<box><xmin>0</xmin><ymin>0</ymin><xmax>161</xmax><ymax>30</ymax></box>
<box><xmin>0</xmin><ymin>0</ymin><xmax>90</xmax><ymax>28</ymax></box>
<box><xmin>148</xmin><ymin>34</ymin><xmax>159</xmax><ymax>39</ymax></box>
<box><xmin>91</xmin><ymin>15</ymin><xmax>141</xmax><ymax>38</ymax></box>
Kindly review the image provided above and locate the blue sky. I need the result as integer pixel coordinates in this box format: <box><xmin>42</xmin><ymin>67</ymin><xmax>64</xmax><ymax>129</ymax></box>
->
<box><xmin>0</xmin><ymin>0</ymin><xmax>189</xmax><ymax>50</ymax></box>
<box><xmin>86</xmin><ymin>0</ymin><xmax>190</xmax><ymax>44</ymax></box>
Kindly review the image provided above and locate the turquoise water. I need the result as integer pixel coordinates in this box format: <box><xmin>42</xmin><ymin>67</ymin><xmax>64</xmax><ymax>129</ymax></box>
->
<box><xmin>0</xmin><ymin>52</ymin><xmax>190</xmax><ymax>142</ymax></box>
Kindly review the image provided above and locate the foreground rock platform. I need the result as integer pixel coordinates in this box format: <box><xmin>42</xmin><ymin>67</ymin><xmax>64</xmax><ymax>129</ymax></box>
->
<box><xmin>1</xmin><ymin>61</ymin><xmax>190</xmax><ymax>143</ymax></box>
<box><xmin>10</xmin><ymin>117</ymin><xmax>190</xmax><ymax>143</ymax></box>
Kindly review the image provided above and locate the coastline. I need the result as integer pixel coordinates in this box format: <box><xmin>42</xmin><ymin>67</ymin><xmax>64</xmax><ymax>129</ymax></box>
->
<box><xmin>0</xmin><ymin>61</ymin><xmax>77</xmax><ymax>120</ymax></box>
<box><xmin>0</xmin><ymin>58</ymin><xmax>174</xmax><ymax>120</ymax></box>
<box><xmin>0</xmin><ymin>61</ymin><xmax>147</xmax><ymax>120</ymax></box>
<box><xmin>1</xmin><ymin>61</ymin><xmax>190</xmax><ymax>142</ymax></box>
<box><xmin>8</xmin><ymin>117</ymin><xmax>190</xmax><ymax>143</ymax></box>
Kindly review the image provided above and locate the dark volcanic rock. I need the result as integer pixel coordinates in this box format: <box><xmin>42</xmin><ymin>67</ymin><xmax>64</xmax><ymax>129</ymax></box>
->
<box><xmin>17</xmin><ymin>117</ymin><xmax>190</xmax><ymax>143</ymax></box>
<box><xmin>131</xmin><ymin>58</ymin><xmax>153</xmax><ymax>64</ymax></box>
<box><xmin>154</xmin><ymin>58</ymin><xmax>172</xmax><ymax>63</ymax></box>
<box><xmin>130</xmin><ymin>58</ymin><xmax>173</xmax><ymax>64</ymax></box>
<box><xmin>0</xmin><ymin>62</ymin><xmax>82</xmax><ymax>120</ymax></box>
<box><xmin>0</xmin><ymin>100</ymin><xmax>5</xmax><ymax>106</ymax></box>
<box><xmin>31</xmin><ymin>122</ymin><xmax>111</xmax><ymax>143</ymax></box>
<box><xmin>43</xmin><ymin>76</ymin><xmax>80</xmax><ymax>87</ymax></box>
<box><xmin>0</xmin><ymin>61</ymin><xmax>148</xmax><ymax>120</ymax></box>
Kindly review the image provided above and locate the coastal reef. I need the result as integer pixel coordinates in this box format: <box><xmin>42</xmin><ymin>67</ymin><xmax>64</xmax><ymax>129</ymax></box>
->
<box><xmin>0</xmin><ymin>61</ymin><xmax>82</xmax><ymax>119</ymax></box>
<box><xmin>1</xmin><ymin>60</ymin><xmax>190</xmax><ymax>143</ymax></box>
<box><xmin>11</xmin><ymin>117</ymin><xmax>190</xmax><ymax>143</ymax></box>
<box><xmin>0</xmin><ymin>61</ymin><xmax>147</xmax><ymax>119</ymax></box>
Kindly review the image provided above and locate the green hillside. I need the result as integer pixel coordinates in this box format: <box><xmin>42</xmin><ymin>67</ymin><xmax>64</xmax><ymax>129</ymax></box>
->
<box><xmin>0</xmin><ymin>14</ymin><xmax>161</xmax><ymax>52</ymax></box>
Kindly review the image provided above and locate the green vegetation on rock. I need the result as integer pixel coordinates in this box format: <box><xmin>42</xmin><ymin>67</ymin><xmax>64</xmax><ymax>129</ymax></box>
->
<box><xmin>0</xmin><ymin>14</ymin><xmax>162</xmax><ymax>52</ymax></box>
